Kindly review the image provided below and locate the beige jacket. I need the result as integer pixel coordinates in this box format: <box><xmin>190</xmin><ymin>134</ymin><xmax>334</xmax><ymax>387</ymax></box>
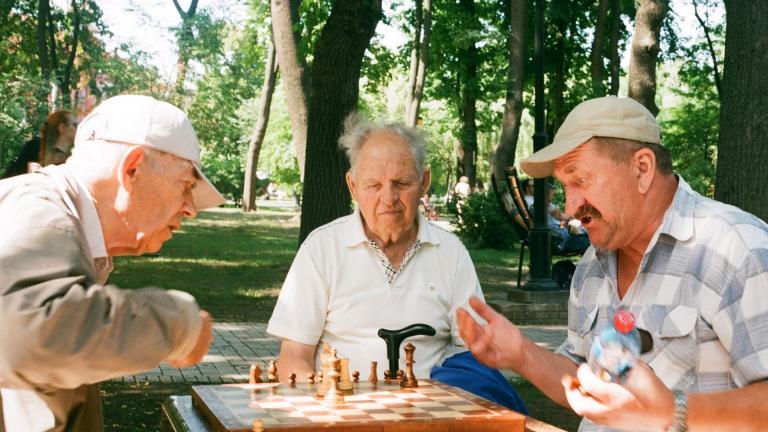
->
<box><xmin>0</xmin><ymin>166</ymin><xmax>202</xmax><ymax>431</ymax></box>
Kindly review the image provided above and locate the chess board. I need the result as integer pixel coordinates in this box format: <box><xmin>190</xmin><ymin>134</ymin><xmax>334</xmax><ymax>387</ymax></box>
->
<box><xmin>192</xmin><ymin>379</ymin><xmax>526</xmax><ymax>431</ymax></box>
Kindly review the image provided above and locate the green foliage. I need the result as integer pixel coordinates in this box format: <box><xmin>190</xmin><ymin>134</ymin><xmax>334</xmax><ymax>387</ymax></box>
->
<box><xmin>658</xmin><ymin>1</ymin><xmax>723</xmax><ymax>197</ymax></box>
<box><xmin>0</xmin><ymin>74</ymin><xmax>49</xmax><ymax>172</ymax></box>
<box><xmin>185</xmin><ymin>8</ymin><xmax>266</xmax><ymax>204</ymax></box>
<box><xmin>454</xmin><ymin>192</ymin><xmax>519</xmax><ymax>250</ymax></box>
<box><xmin>171</xmin><ymin>9</ymin><xmax>226</xmax><ymax>71</ymax></box>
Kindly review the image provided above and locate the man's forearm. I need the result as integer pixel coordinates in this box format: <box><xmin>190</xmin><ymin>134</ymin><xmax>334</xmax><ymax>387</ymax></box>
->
<box><xmin>687</xmin><ymin>382</ymin><xmax>768</xmax><ymax>431</ymax></box>
<box><xmin>515</xmin><ymin>338</ymin><xmax>579</xmax><ymax>407</ymax></box>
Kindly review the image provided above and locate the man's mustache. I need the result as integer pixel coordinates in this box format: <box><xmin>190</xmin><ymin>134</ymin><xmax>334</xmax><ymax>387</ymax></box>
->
<box><xmin>574</xmin><ymin>203</ymin><xmax>601</xmax><ymax>221</ymax></box>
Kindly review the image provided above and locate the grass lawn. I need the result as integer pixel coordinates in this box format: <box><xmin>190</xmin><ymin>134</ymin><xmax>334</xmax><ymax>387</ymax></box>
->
<box><xmin>102</xmin><ymin>206</ymin><xmax>580</xmax><ymax>431</ymax></box>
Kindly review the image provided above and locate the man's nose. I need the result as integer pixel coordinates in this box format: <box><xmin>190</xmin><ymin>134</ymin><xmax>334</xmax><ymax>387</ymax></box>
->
<box><xmin>381</xmin><ymin>184</ymin><xmax>398</xmax><ymax>204</ymax></box>
<box><xmin>564</xmin><ymin>188</ymin><xmax>584</xmax><ymax>217</ymax></box>
<box><xmin>183</xmin><ymin>192</ymin><xmax>198</xmax><ymax>218</ymax></box>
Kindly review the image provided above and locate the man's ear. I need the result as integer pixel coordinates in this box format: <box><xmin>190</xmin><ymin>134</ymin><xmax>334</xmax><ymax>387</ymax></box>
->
<box><xmin>345</xmin><ymin>171</ymin><xmax>357</xmax><ymax>202</ymax></box>
<box><xmin>117</xmin><ymin>146</ymin><xmax>146</xmax><ymax>193</ymax></box>
<box><xmin>421</xmin><ymin>169</ymin><xmax>432</xmax><ymax>196</ymax></box>
<box><xmin>633</xmin><ymin>147</ymin><xmax>656</xmax><ymax>194</ymax></box>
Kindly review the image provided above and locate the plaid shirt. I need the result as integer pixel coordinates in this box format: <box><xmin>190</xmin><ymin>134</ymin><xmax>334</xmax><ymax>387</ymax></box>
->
<box><xmin>368</xmin><ymin>239</ymin><xmax>423</xmax><ymax>285</ymax></box>
<box><xmin>556</xmin><ymin>177</ymin><xmax>768</xmax><ymax>432</ymax></box>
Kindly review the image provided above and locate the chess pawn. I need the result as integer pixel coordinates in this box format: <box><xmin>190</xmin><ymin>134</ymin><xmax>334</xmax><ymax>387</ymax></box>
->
<box><xmin>352</xmin><ymin>371</ymin><xmax>360</xmax><ymax>383</ymax></box>
<box><xmin>316</xmin><ymin>370</ymin><xmax>326</xmax><ymax>398</ymax></box>
<box><xmin>307</xmin><ymin>372</ymin><xmax>315</xmax><ymax>384</ymax></box>
<box><xmin>289</xmin><ymin>373</ymin><xmax>297</xmax><ymax>385</ymax></box>
<box><xmin>384</xmin><ymin>370</ymin><xmax>392</xmax><ymax>381</ymax></box>
<box><xmin>267</xmin><ymin>360</ymin><xmax>278</xmax><ymax>383</ymax></box>
<box><xmin>249</xmin><ymin>364</ymin><xmax>262</xmax><ymax>384</ymax></box>
<box><xmin>368</xmin><ymin>361</ymin><xmax>378</xmax><ymax>385</ymax></box>
<box><xmin>252</xmin><ymin>419</ymin><xmax>264</xmax><ymax>432</ymax></box>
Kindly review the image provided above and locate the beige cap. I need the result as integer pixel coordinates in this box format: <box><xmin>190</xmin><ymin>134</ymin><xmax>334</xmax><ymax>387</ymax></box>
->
<box><xmin>521</xmin><ymin>96</ymin><xmax>661</xmax><ymax>178</ymax></box>
<box><xmin>75</xmin><ymin>95</ymin><xmax>226</xmax><ymax>209</ymax></box>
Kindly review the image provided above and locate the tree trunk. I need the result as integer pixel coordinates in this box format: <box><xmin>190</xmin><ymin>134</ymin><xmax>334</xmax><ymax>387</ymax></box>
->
<box><xmin>298</xmin><ymin>0</ymin><xmax>381</xmax><ymax>244</ymax></box>
<box><xmin>491</xmin><ymin>0</ymin><xmax>527</xmax><ymax>187</ymax></box>
<box><xmin>692</xmin><ymin>0</ymin><xmax>721</xmax><ymax>97</ymax></box>
<box><xmin>405</xmin><ymin>0</ymin><xmax>432</xmax><ymax>127</ymax></box>
<box><xmin>714</xmin><ymin>2</ymin><xmax>768</xmax><ymax>221</ymax></box>
<box><xmin>172</xmin><ymin>0</ymin><xmax>199</xmax><ymax>94</ymax></box>
<box><xmin>404</xmin><ymin>0</ymin><xmax>422</xmax><ymax>124</ymax></box>
<box><xmin>61</xmin><ymin>0</ymin><xmax>81</xmax><ymax>108</ymax></box>
<box><xmin>37</xmin><ymin>0</ymin><xmax>50</xmax><ymax>79</ymax></box>
<box><xmin>271</xmin><ymin>0</ymin><xmax>309</xmax><ymax>180</ymax></box>
<box><xmin>627</xmin><ymin>0</ymin><xmax>666</xmax><ymax>116</ymax></box>
<box><xmin>243</xmin><ymin>41</ymin><xmax>278</xmax><ymax>213</ymax></box>
<box><xmin>405</xmin><ymin>0</ymin><xmax>431</xmax><ymax>127</ymax></box>
<box><xmin>590</xmin><ymin>0</ymin><xmax>610</xmax><ymax>96</ymax></box>
<box><xmin>551</xmin><ymin>13</ymin><xmax>567</xmax><ymax>135</ymax></box>
<box><xmin>458</xmin><ymin>0</ymin><xmax>479</xmax><ymax>187</ymax></box>
<box><xmin>608</xmin><ymin>0</ymin><xmax>621</xmax><ymax>95</ymax></box>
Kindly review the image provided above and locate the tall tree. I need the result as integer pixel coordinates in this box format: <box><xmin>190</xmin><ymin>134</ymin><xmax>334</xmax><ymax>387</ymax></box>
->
<box><xmin>590</xmin><ymin>0</ymin><xmax>610</xmax><ymax>96</ymax></box>
<box><xmin>37</xmin><ymin>0</ymin><xmax>50</xmax><ymax>79</ymax></box>
<box><xmin>60</xmin><ymin>0</ymin><xmax>81</xmax><ymax>106</ymax></box>
<box><xmin>457</xmin><ymin>0</ymin><xmax>479</xmax><ymax>186</ymax></box>
<box><xmin>715</xmin><ymin>1</ymin><xmax>768</xmax><ymax>221</ymax></box>
<box><xmin>243</xmin><ymin>41</ymin><xmax>278</xmax><ymax>212</ymax></box>
<box><xmin>491</xmin><ymin>0</ymin><xmax>527</xmax><ymax>187</ymax></box>
<box><xmin>627</xmin><ymin>0</ymin><xmax>666</xmax><ymax>116</ymax></box>
<box><xmin>271</xmin><ymin>0</ymin><xmax>309</xmax><ymax>179</ymax></box>
<box><xmin>298</xmin><ymin>0</ymin><xmax>382</xmax><ymax>244</ymax></box>
<box><xmin>607</xmin><ymin>0</ymin><xmax>622</xmax><ymax>95</ymax></box>
<box><xmin>692</xmin><ymin>0</ymin><xmax>721</xmax><ymax>97</ymax></box>
<box><xmin>404</xmin><ymin>0</ymin><xmax>432</xmax><ymax>127</ymax></box>
<box><xmin>171</xmin><ymin>0</ymin><xmax>198</xmax><ymax>94</ymax></box>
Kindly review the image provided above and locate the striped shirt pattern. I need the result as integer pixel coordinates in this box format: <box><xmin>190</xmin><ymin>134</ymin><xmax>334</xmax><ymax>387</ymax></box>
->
<box><xmin>556</xmin><ymin>177</ymin><xmax>768</xmax><ymax>432</ymax></box>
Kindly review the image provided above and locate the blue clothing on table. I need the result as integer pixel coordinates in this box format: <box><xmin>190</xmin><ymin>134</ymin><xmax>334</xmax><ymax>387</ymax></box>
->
<box><xmin>430</xmin><ymin>351</ymin><xmax>528</xmax><ymax>414</ymax></box>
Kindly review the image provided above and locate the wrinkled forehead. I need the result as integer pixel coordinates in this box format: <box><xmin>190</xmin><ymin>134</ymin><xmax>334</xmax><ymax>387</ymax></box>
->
<box><xmin>355</xmin><ymin>135</ymin><xmax>419</xmax><ymax>173</ymax></box>
<box><xmin>553</xmin><ymin>140</ymin><xmax>596</xmax><ymax>177</ymax></box>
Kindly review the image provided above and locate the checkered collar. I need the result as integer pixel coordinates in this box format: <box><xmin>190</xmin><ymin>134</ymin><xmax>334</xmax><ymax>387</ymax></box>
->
<box><xmin>344</xmin><ymin>207</ymin><xmax>441</xmax><ymax>248</ymax></box>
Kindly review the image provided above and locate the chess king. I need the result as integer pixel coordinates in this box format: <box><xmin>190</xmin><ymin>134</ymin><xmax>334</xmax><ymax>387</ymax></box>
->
<box><xmin>266</xmin><ymin>115</ymin><xmax>527</xmax><ymax>413</ymax></box>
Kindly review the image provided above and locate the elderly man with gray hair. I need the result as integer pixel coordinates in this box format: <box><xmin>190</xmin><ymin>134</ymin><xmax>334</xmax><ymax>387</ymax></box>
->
<box><xmin>0</xmin><ymin>95</ymin><xmax>225</xmax><ymax>431</ymax></box>
<box><xmin>267</xmin><ymin>115</ymin><xmax>526</xmax><ymax>412</ymax></box>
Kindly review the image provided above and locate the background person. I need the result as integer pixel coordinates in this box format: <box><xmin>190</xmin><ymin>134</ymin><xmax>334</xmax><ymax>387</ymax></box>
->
<box><xmin>0</xmin><ymin>95</ymin><xmax>225</xmax><ymax>432</ymax></box>
<box><xmin>1</xmin><ymin>110</ymin><xmax>76</xmax><ymax>179</ymax></box>
<box><xmin>458</xmin><ymin>96</ymin><xmax>768</xmax><ymax>431</ymax></box>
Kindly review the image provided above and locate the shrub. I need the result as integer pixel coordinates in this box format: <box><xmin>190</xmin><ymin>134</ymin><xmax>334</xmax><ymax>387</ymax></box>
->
<box><xmin>454</xmin><ymin>192</ymin><xmax>519</xmax><ymax>250</ymax></box>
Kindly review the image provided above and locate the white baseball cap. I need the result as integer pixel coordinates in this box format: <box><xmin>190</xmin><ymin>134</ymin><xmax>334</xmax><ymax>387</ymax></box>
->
<box><xmin>75</xmin><ymin>94</ymin><xmax>226</xmax><ymax>209</ymax></box>
<box><xmin>521</xmin><ymin>96</ymin><xmax>661</xmax><ymax>178</ymax></box>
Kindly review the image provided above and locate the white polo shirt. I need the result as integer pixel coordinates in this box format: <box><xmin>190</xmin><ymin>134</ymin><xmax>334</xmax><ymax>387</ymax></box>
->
<box><xmin>267</xmin><ymin>209</ymin><xmax>484</xmax><ymax>377</ymax></box>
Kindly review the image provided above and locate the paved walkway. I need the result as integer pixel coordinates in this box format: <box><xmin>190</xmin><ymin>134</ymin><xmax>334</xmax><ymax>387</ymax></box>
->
<box><xmin>112</xmin><ymin>323</ymin><xmax>566</xmax><ymax>384</ymax></box>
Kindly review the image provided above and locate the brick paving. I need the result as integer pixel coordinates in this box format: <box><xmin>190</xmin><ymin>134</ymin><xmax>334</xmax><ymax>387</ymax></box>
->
<box><xmin>112</xmin><ymin>322</ymin><xmax>565</xmax><ymax>384</ymax></box>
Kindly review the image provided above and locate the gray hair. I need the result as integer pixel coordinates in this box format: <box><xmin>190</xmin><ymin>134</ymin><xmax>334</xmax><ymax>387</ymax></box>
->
<box><xmin>339</xmin><ymin>113</ymin><xmax>427</xmax><ymax>175</ymax></box>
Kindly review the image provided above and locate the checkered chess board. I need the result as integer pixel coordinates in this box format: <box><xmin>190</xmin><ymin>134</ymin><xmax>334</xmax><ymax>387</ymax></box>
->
<box><xmin>192</xmin><ymin>379</ymin><xmax>525</xmax><ymax>431</ymax></box>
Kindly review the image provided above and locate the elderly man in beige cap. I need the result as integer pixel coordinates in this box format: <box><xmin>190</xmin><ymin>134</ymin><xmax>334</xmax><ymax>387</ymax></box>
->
<box><xmin>457</xmin><ymin>96</ymin><xmax>768</xmax><ymax>431</ymax></box>
<box><xmin>0</xmin><ymin>95</ymin><xmax>225</xmax><ymax>431</ymax></box>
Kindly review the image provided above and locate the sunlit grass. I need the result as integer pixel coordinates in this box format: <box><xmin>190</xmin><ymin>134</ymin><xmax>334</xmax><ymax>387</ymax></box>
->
<box><xmin>109</xmin><ymin>208</ymin><xmax>521</xmax><ymax>321</ymax></box>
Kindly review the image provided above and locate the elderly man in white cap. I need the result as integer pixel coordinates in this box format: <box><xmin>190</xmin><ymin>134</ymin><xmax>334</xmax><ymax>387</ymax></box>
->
<box><xmin>457</xmin><ymin>96</ymin><xmax>768</xmax><ymax>431</ymax></box>
<box><xmin>0</xmin><ymin>95</ymin><xmax>225</xmax><ymax>431</ymax></box>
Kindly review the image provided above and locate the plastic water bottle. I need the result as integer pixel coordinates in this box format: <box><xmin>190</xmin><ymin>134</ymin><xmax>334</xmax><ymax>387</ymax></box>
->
<box><xmin>587</xmin><ymin>308</ymin><xmax>641</xmax><ymax>383</ymax></box>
